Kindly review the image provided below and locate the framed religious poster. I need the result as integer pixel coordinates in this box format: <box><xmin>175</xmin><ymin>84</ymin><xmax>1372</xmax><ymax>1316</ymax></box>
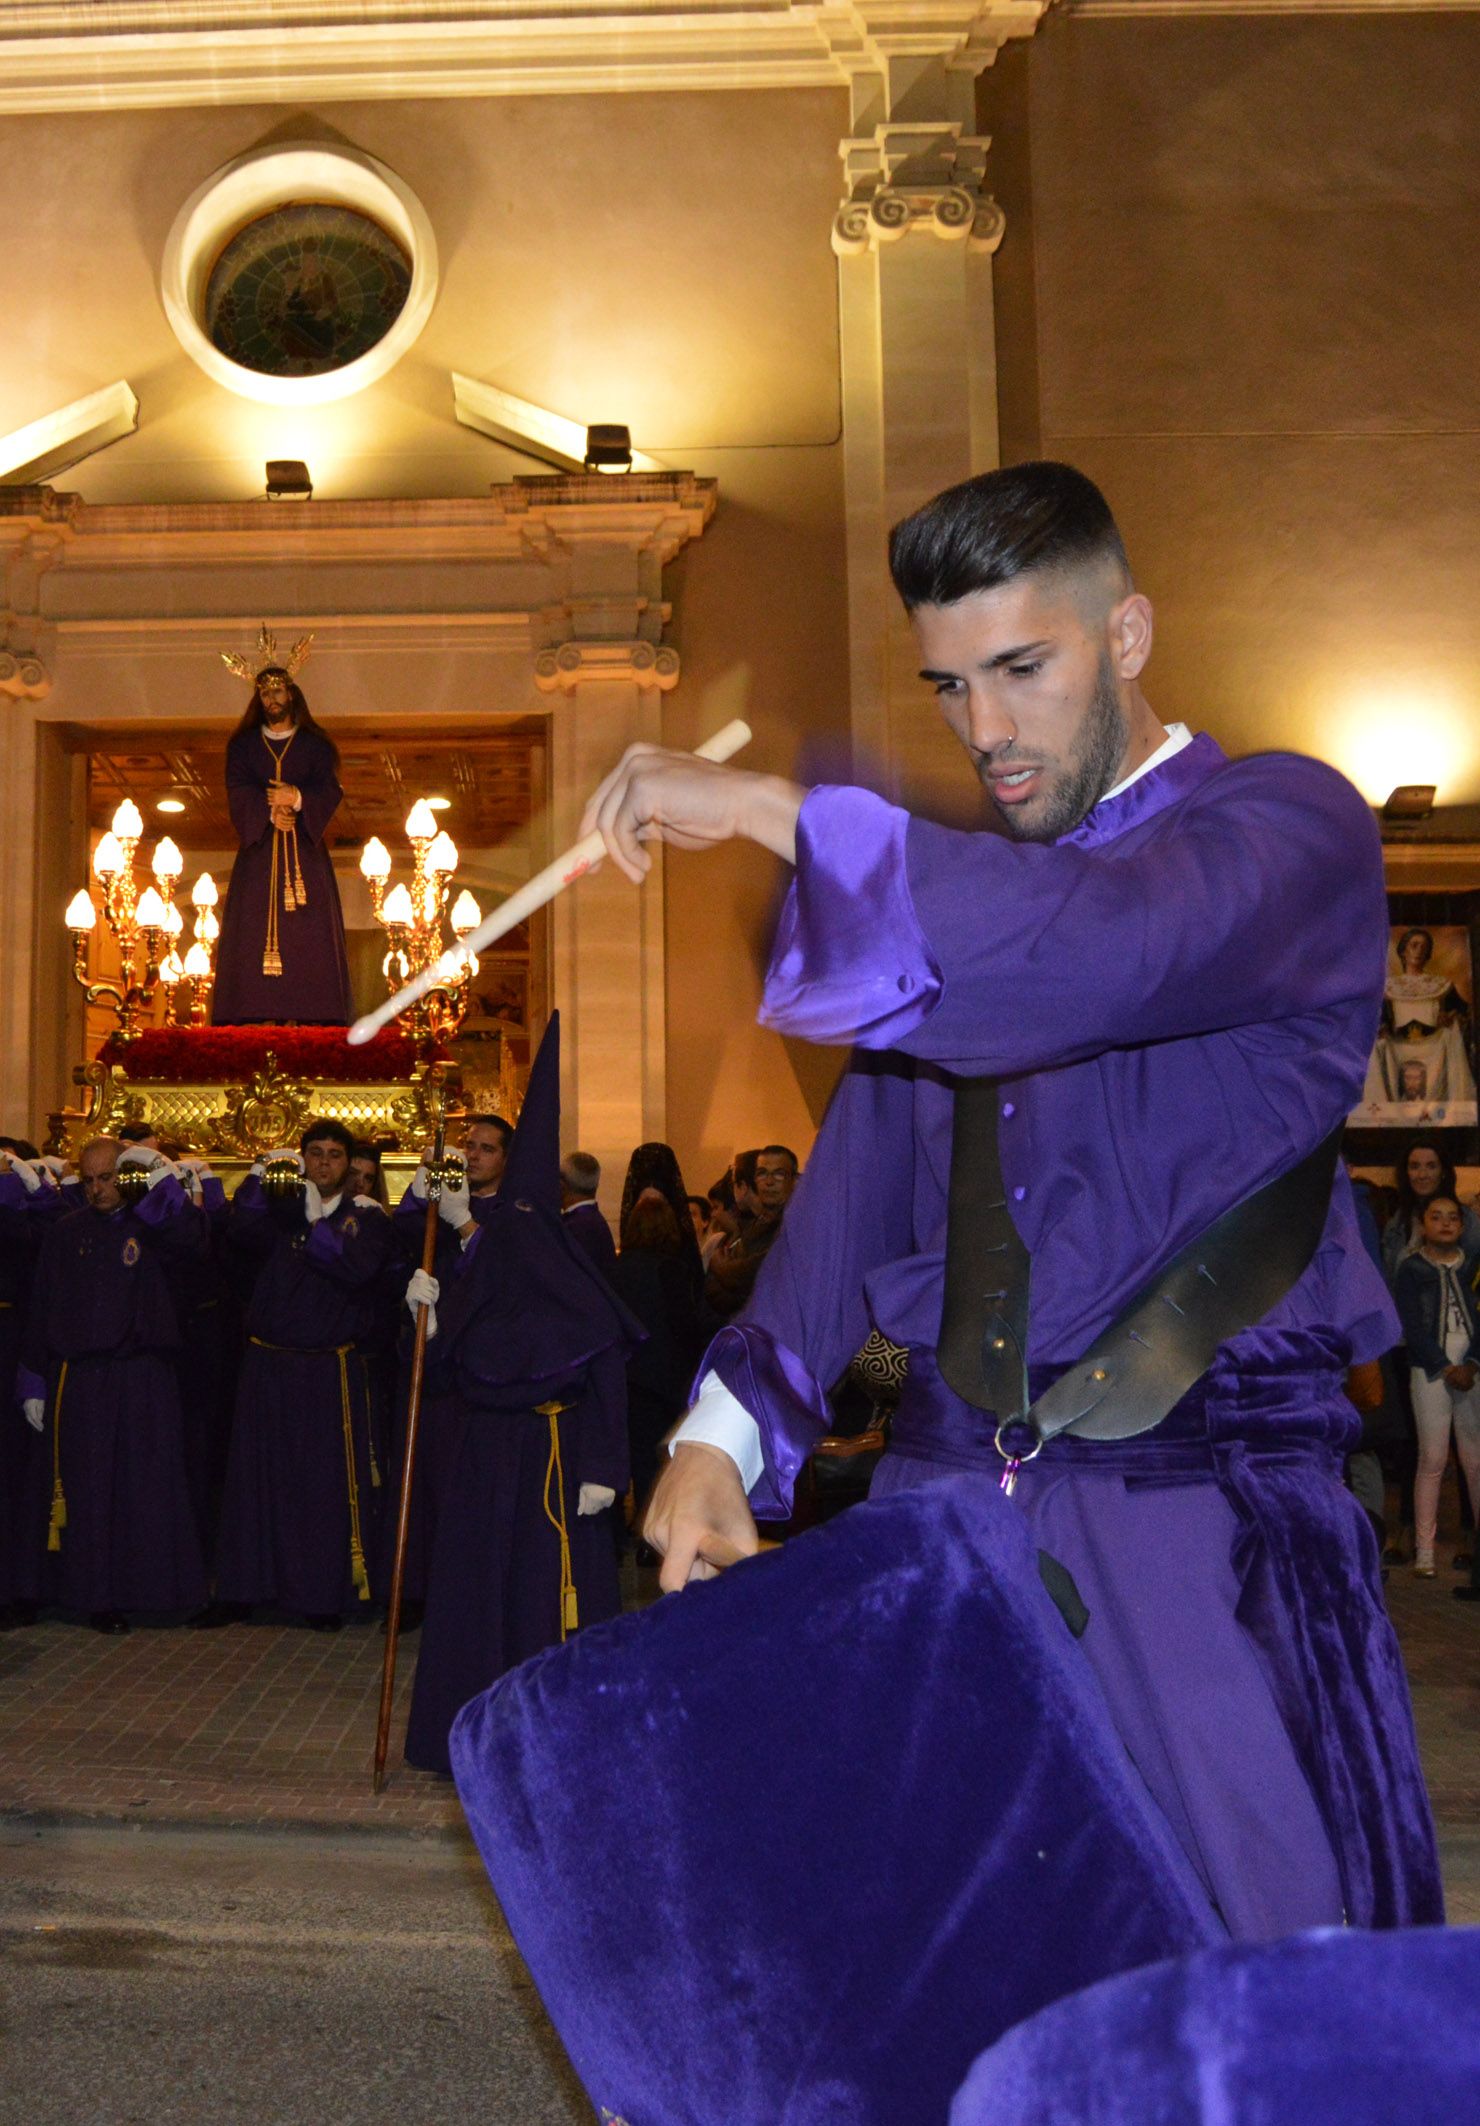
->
<box><xmin>1350</xmin><ymin>898</ymin><xmax>1480</xmax><ymax>1136</ymax></box>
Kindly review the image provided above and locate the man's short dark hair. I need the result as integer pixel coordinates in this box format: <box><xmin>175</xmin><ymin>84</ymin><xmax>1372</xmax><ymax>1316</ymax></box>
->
<box><xmin>888</xmin><ymin>461</ymin><xmax>1131</xmax><ymax>612</ymax></box>
<box><xmin>733</xmin><ymin>1149</ymin><xmax>761</xmax><ymax>1191</ymax></box>
<box><xmin>349</xmin><ymin>1139</ymin><xmax>382</xmax><ymax>1167</ymax></box>
<box><xmin>466</xmin><ymin>1113</ymin><xmax>513</xmax><ymax>1151</ymax></box>
<box><xmin>117</xmin><ymin>1121</ymin><xmax>157</xmax><ymax>1144</ymax></box>
<box><xmin>758</xmin><ymin>1144</ymin><xmax>799</xmax><ymax>1174</ymax></box>
<box><xmin>0</xmin><ymin>1136</ymin><xmax>41</xmax><ymax>1161</ymax></box>
<box><xmin>300</xmin><ymin>1117</ymin><xmax>356</xmax><ymax>1158</ymax></box>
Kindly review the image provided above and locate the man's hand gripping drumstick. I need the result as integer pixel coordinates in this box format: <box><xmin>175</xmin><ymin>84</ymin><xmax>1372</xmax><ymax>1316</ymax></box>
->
<box><xmin>581</xmin><ymin>735</ymin><xmax>809</xmax><ymax>1590</ymax></box>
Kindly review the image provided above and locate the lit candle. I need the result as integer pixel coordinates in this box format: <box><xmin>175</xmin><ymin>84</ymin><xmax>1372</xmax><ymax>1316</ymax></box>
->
<box><xmin>93</xmin><ymin>832</ymin><xmax>124</xmax><ymax>878</ymax></box>
<box><xmin>359</xmin><ymin>836</ymin><xmax>392</xmax><ymax>880</ymax></box>
<box><xmin>163</xmin><ymin>903</ymin><xmax>184</xmax><ymax>938</ymax></box>
<box><xmin>201</xmin><ymin>909</ymin><xmax>220</xmax><ymax>943</ymax></box>
<box><xmin>159</xmin><ymin>951</ymin><xmax>184</xmax><ymax>985</ymax></box>
<box><xmin>383</xmin><ymin>882</ymin><xmax>414</xmax><ymax>927</ymax></box>
<box><xmin>135</xmin><ymin>886</ymin><xmax>168</xmax><ymax>929</ymax></box>
<box><xmin>183</xmin><ymin>943</ymin><xmax>211</xmax><ymax>978</ymax></box>
<box><xmin>404</xmin><ymin>800</ymin><xmax>437</xmax><ymax>841</ymax></box>
<box><xmin>427</xmin><ymin>832</ymin><xmax>459</xmax><ymax>874</ymax></box>
<box><xmin>111</xmin><ymin>799</ymin><xmax>144</xmax><ymax>841</ymax></box>
<box><xmin>451</xmin><ymin>890</ymin><xmax>481</xmax><ymax>933</ymax></box>
<box><xmin>152</xmin><ymin>838</ymin><xmax>183</xmax><ymax>881</ymax></box>
<box><xmin>191</xmin><ymin>873</ymin><xmax>218</xmax><ymax>908</ymax></box>
<box><xmin>65</xmin><ymin>889</ymin><xmax>97</xmax><ymax>930</ymax></box>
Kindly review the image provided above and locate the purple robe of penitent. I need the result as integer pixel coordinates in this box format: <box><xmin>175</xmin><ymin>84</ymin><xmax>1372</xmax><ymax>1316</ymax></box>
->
<box><xmin>700</xmin><ymin>735</ymin><xmax>1441</xmax><ymax>1936</ymax></box>
<box><xmin>0</xmin><ymin>1171</ymin><xmax>62</xmax><ymax>1604</ymax></box>
<box><xmin>212</xmin><ymin>721</ymin><xmax>352</xmax><ymax>1026</ymax></box>
<box><xmin>214</xmin><ymin>1180</ymin><xmax>390</xmax><ymax>1616</ymax></box>
<box><xmin>18</xmin><ymin>1176</ymin><xmax>208</xmax><ymax>1614</ymax></box>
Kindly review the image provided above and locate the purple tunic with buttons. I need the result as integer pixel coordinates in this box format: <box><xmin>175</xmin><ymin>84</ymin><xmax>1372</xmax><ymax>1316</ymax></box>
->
<box><xmin>703</xmin><ymin>735</ymin><xmax>1442</xmax><ymax>1938</ymax></box>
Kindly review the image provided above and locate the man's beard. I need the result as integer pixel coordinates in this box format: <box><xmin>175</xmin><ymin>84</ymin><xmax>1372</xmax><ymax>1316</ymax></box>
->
<box><xmin>985</xmin><ymin>652</ymin><xmax>1129</xmax><ymax>844</ymax></box>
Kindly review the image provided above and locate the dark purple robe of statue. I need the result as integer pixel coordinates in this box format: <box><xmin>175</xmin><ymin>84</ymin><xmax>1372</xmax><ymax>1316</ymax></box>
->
<box><xmin>212</xmin><ymin>721</ymin><xmax>352</xmax><ymax>1026</ymax></box>
<box><xmin>214</xmin><ymin>1180</ymin><xmax>391</xmax><ymax>1617</ymax></box>
<box><xmin>699</xmin><ymin>737</ymin><xmax>1441</xmax><ymax>1936</ymax></box>
<box><xmin>404</xmin><ymin>1016</ymin><xmax>640</xmax><ymax>1774</ymax></box>
<box><xmin>18</xmin><ymin>1177</ymin><xmax>208</xmax><ymax>1615</ymax></box>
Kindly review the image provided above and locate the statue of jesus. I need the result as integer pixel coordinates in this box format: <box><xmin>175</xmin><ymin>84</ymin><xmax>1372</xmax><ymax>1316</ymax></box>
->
<box><xmin>212</xmin><ymin>629</ymin><xmax>352</xmax><ymax>1027</ymax></box>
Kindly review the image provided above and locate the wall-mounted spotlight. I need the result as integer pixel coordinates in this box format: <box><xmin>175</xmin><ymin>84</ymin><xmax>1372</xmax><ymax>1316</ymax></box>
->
<box><xmin>1382</xmin><ymin>784</ymin><xmax>1437</xmax><ymax>824</ymax></box>
<box><xmin>265</xmin><ymin>458</ymin><xmax>313</xmax><ymax>500</ymax></box>
<box><xmin>583</xmin><ymin>424</ymin><xmax>633</xmax><ymax>474</ymax></box>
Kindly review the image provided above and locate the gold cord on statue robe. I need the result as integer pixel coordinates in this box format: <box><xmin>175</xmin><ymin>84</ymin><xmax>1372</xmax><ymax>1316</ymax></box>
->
<box><xmin>260</xmin><ymin>728</ymin><xmax>308</xmax><ymax>977</ymax></box>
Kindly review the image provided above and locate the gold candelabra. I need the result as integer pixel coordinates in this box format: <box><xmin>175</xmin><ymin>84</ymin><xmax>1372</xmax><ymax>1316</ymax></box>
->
<box><xmin>360</xmin><ymin>800</ymin><xmax>482</xmax><ymax>1047</ymax></box>
<box><xmin>68</xmin><ymin>802</ymin><xmax>219</xmax><ymax>1037</ymax></box>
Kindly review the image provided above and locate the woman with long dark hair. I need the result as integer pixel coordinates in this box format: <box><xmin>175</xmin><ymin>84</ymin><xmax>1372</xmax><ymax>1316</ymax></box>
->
<box><xmin>213</xmin><ymin>654</ymin><xmax>352</xmax><ymax>1026</ymax></box>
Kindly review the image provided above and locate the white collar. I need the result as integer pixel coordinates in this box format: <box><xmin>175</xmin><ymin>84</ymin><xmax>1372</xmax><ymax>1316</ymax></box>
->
<box><xmin>1102</xmin><ymin>723</ymin><xmax>1192</xmax><ymax>804</ymax></box>
<box><xmin>320</xmin><ymin>1192</ymin><xmax>342</xmax><ymax>1217</ymax></box>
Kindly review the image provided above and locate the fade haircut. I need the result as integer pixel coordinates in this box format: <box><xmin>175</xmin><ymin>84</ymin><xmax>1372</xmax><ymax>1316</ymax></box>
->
<box><xmin>888</xmin><ymin>462</ymin><xmax>1131</xmax><ymax>613</ymax></box>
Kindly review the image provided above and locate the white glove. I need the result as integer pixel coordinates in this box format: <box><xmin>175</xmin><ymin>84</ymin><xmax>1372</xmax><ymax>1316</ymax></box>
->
<box><xmin>302</xmin><ymin>1179</ymin><xmax>328</xmax><ymax>1224</ymax></box>
<box><xmin>23</xmin><ymin>1398</ymin><xmax>44</xmax><ymax>1433</ymax></box>
<box><xmin>352</xmin><ymin>1195</ymin><xmax>379</xmax><ymax>1212</ymax></box>
<box><xmin>267</xmin><ymin>1147</ymin><xmax>304</xmax><ymax>1169</ymax></box>
<box><xmin>117</xmin><ymin>1145</ymin><xmax>162</xmax><ymax>1171</ymax></box>
<box><xmin>145</xmin><ymin>1160</ymin><xmax>178</xmax><ymax>1190</ymax></box>
<box><xmin>35</xmin><ymin>1154</ymin><xmax>68</xmax><ymax>1183</ymax></box>
<box><xmin>177</xmin><ymin>1155</ymin><xmax>213</xmax><ymax>1178</ymax></box>
<box><xmin>578</xmin><ymin>1484</ymin><xmax>616</xmax><ymax>1517</ymax></box>
<box><xmin>405</xmin><ymin>1267</ymin><xmax>440</xmax><ymax>1338</ymax></box>
<box><xmin>1</xmin><ymin>1155</ymin><xmax>42</xmax><ymax>1194</ymax></box>
<box><xmin>438</xmin><ymin>1170</ymin><xmax>472</xmax><ymax>1231</ymax></box>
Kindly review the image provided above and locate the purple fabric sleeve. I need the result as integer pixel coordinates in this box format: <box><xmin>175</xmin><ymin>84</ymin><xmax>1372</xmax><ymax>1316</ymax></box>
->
<box><xmin>759</xmin><ymin>786</ymin><xmax>942</xmax><ymax>1048</ymax></box>
<box><xmin>698</xmin><ymin>1324</ymin><xmax>834</xmax><ymax>1521</ymax></box>
<box><xmin>761</xmin><ymin>760</ymin><xmax>1385</xmax><ymax>1079</ymax></box>
<box><xmin>133</xmin><ymin>1175</ymin><xmax>206</xmax><ymax>1259</ymax></box>
<box><xmin>16</xmin><ymin>1365</ymin><xmax>44</xmax><ymax>1404</ymax></box>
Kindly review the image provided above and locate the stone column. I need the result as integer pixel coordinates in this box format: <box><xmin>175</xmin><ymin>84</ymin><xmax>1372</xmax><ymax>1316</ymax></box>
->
<box><xmin>535</xmin><ymin>639</ymin><xmax>679</xmax><ymax>1220</ymax></box>
<box><xmin>833</xmin><ymin>45</ymin><xmax>1016</xmax><ymax>814</ymax></box>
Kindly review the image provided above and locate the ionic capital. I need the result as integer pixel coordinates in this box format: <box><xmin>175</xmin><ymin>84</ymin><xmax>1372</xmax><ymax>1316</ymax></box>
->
<box><xmin>534</xmin><ymin>640</ymin><xmax>681</xmax><ymax>694</ymax></box>
<box><xmin>833</xmin><ymin>124</ymin><xmax>1005</xmax><ymax>257</ymax></box>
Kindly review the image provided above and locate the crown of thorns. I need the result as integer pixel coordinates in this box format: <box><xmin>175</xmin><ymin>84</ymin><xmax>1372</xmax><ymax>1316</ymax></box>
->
<box><xmin>220</xmin><ymin>623</ymin><xmax>314</xmax><ymax>684</ymax></box>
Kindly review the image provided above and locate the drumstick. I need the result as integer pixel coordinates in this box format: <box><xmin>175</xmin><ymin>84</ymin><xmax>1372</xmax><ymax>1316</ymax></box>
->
<box><xmin>347</xmin><ymin>718</ymin><xmax>753</xmax><ymax>1046</ymax></box>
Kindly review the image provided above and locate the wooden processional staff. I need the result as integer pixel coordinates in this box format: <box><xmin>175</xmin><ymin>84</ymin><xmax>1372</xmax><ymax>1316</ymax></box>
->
<box><xmin>368</xmin><ymin>719</ymin><xmax>752</xmax><ymax>1790</ymax></box>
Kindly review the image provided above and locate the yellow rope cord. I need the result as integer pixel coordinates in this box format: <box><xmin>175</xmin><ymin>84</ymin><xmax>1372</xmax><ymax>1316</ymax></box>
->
<box><xmin>360</xmin><ymin>1357</ymin><xmax>381</xmax><ymax>1490</ymax></box>
<box><xmin>263</xmin><ymin>824</ymin><xmax>282</xmax><ymax>976</ymax></box>
<box><xmin>249</xmin><ymin>1337</ymin><xmax>370</xmax><ymax>1602</ymax></box>
<box><xmin>537</xmin><ymin>1400</ymin><xmax>578</xmax><ymax>1638</ymax></box>
<box><xmin>46</xmin><ymin>1360</ymin><xmax>69</xmax><ymax>1552</ymax></box>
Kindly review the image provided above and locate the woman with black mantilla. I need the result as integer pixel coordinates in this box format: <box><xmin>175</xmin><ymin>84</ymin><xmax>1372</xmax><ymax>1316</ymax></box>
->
<box><xmin>212</xmin><ymin>626</ymin><xmax>352</xmax><ymax>1026</ymax></box>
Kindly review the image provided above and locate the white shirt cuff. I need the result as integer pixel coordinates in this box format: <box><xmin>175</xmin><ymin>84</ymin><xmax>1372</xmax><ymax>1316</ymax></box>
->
<box><xmin>670</xmin><ymin>1370</ymin><xmax>765</xmax><ymax>1493</ymax></box>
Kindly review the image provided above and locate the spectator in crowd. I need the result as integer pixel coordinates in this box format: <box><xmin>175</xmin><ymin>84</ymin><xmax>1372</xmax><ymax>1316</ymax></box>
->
<box><xmin>620</xmin><ymin>1144</ymin><xmax>706</xmax><ymax>1301</ymax></box>
<box><xmin>15</xmin><ymin>1138</ymin><xmax>208</xmax><ymax>1631</ymax></box>
<box><xmin>1393</xmin><ymin>1192</ymin><xmax>1480</xmax><ymax>1578</ymax></box>
<box><xmin>1382</xmin><ymin>1137</ymin><xmax>1480</xmax><ymax>1282</ymax></box>
<box><xmin>402</xmin><ymin>1016</ymin><xmax>636</xmax><ymax>1773</ymax></box>
<box><xmin>706</xmin><ymin>1144</ymin><xmax>800</xmax><ymax>1319</ymax></box>
<box><xmin>730</xmin><ymin>1149</ymin><xmax>762</xmax><ymax>1246</ymax></box>
<box><xmin>349</xmin><ymin>1141</ymin><xmax>391</xmax><ymax>1209</ymax></box>
<box><xmin>207</xmin><ymin>1118</ymin><xmax>391</xmax><ymax>1629</ymax></box>
<box><xmin>686</xmin><ymin>1195</ymin><xmax>712</xmax><ymax>1249</ymax></box>
<box><xmin>0</xmin><ymin>1146</ymin><xmax>65</xmax><ymax>1628</ymax></box>
<box><xmin>560</xmin><ymin>1151</ymin><xmax>617</xmax><ymax>1277</ymax></box>
<box><xmin>610</xmin><ymin>1187</ymin><xmax>715</xmax><ymax>1517</ymax></box>
<box><xmin>116</xmin><ymin>1122</ymin><xmax>161</xmax><ymax>1151</ymax></box>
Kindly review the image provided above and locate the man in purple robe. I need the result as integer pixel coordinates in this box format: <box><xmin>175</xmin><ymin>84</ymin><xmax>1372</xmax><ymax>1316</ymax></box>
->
<box><xmin>580</xmin><ymin>461</ymin><xmax>1440</xmax><ymax>1939</ymax></box>
<box><xmin>15</xmin><ymin>1138</ymin><xmax>207</xmax><ymax>1630</ymax></box>
<box><xmin>0</xmin><ymin>1145</ymin><xmax>65</xmax><ymax>1626</ymax></box>
<box><xmin>212</xmin><ymin>662</ymin><xmax>352</xmax><ymax>1026</ymax></box>
<box><xmin>208</xmin><ymin>1118</ymin><xmax>390</xmax><ymax>1627</ymax></box>
<box><xmin>374</xmin><ymin>1112</ymin><xmax>513</xmax><ymax>1615</ymax></box>
<box><xmin>401</xmin><ymin>1016</ymin><xmax>638</xmax><ymax>1774</ymax></box>
<box><xmin>559</xmin><ymin>1152</ymin><xmax>617</xmax><ymax>1278</ymax></box>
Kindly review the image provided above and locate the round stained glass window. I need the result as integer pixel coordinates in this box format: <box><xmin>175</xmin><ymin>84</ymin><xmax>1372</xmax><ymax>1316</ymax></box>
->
<box><xmin>204</xmin><ymin>203</ymin><xmax>412</xmax><ymax>379</ymax></box>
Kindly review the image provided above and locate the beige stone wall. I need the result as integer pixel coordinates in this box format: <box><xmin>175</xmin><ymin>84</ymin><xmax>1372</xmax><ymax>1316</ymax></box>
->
<box><xmin>981</xmin><ymin>11</ymin><xmax>1480</xmax><ymax>811</ymax></box>
<box><xmin>0</xmin><ymin>87</ymin><xmax>851</xmax><ymax>1182</ymax></box>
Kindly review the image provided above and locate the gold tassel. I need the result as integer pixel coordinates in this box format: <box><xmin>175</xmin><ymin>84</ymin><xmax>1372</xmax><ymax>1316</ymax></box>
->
<box><xmin>46</xmin><ymin>1362</ymin><xmax>68</xmax><ymax>1550</ymax></box>
<box><xmin>263</xmin><ymin>817</ymin><xmax>282</xmax><ymax>975</ymax></box>
<box><xmin>539</xmin><ymin>1400</ymin><xmax>579</xmax><ymax>1639</ymax></box>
